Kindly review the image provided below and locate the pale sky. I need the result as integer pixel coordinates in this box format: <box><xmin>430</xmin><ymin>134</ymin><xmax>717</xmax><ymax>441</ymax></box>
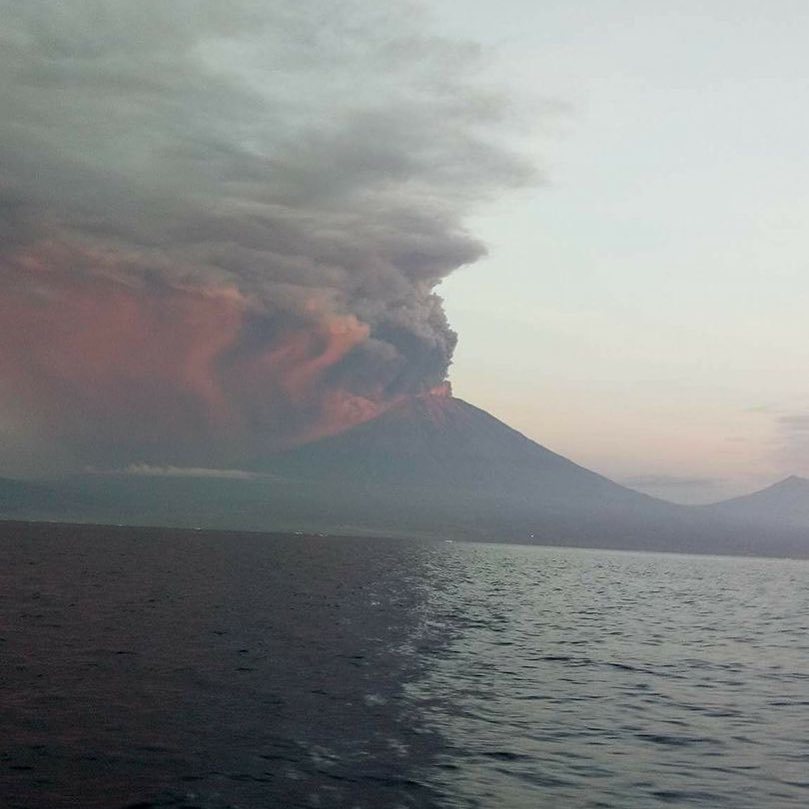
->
<box><xmin>430</xmin><ymin>0</ymin><xmax>809</xmax><ymax>502</ymax></box>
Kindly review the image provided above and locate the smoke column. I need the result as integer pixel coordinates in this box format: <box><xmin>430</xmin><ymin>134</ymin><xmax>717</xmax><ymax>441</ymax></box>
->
<box><xmin>0</xmin><ymin>1</ymin><xmax>536</xmax><ymax>469</ymax></box>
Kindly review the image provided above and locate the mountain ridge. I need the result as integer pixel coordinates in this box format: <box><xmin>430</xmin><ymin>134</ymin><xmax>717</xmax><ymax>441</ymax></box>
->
<box><xmin>1</xmin><ymin>394</ymin><xmax>808</xmax><ymax>557</ymax></box>
<box><xmin>703</xmin><ymin>475</ymin><xmax>809</xmax><ymax>529</ymax></box>
<box><xmin>251</xmin><ymin>392</ymin><xmax>667</xmax><ymax>512</ymax></box>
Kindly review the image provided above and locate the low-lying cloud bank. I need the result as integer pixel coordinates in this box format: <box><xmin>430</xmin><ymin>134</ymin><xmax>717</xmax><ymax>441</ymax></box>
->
<box><xmin>120</xmin><ymin>464</ymin><xmax>260</xmax><ymax>480</ymax></box>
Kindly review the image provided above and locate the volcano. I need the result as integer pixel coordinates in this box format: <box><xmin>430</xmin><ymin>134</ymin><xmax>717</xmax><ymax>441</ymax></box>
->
<box><xmin>228</xmin><ymin>389</ymin><xmax>696</xmax><ymax>546</ymax></box>
<box><xmin>252</xmin><ymin>389</ymin><xmax>664</xmax><ymax>519</ymax></box>
<box><xmin>3</xmin><ymin>391</ymin><xmax>809</xmax><ymax>557</ymax></box>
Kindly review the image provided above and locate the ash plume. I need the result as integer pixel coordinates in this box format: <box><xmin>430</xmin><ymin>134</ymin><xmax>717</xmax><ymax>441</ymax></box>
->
<box><xmin>0</xmin><ymin>1</ymin><xmax>537</xmax><ymax>469</ymax></box>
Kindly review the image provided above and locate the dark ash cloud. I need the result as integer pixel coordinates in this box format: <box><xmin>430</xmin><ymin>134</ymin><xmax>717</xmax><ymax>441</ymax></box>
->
<box><xmin>0</xmin><ymin>1</ymin><xmax>538</xmax><ymax>469</ymax></box>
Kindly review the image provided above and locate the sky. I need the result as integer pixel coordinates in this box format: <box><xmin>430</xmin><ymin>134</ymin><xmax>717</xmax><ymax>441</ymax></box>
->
<box><xmin>431</xmin><ymin>0</ymin><xmax>809</xmax><ymax>502</ymax></box>
<box><xmin>0</xmin><ymin>1</ymin><xmax>807</xmax><ymax>503</ymax></box>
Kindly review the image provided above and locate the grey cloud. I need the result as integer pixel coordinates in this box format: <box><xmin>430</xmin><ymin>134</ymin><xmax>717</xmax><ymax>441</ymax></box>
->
<box><xmin>0</xmin><ymin>0</ymin><xmax>539</xmax><ymax>466</ymax></box>
<box><xmin>623</xmin><ymin>474</ymin><xmax>731</xmax><ymax>505</ymax></box>
<box><xmin>746</xmin><ymin>405</ymin><xmax>809</xmax><ymax>479</ymax></box>
<box><xmin>777</xmin><ymin>413</ymin><xmax>809</xmax><ymax>432</ymax></box>
<box><xmin>623</xmin><ymin>474</ymin><xmax>725</xmax><ymax>490</ymax></box>
<box><xmin>772</xmin><ymin>410</ymin><xmax>809</xmax><ymax>474</ymax></box>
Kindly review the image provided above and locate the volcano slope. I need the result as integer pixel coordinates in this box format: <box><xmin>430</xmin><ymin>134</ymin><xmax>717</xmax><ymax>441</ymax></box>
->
<box><xmin>6</xmin><ymin>392</ymin><xmax>809</xmax><ymax>557</ymax></box>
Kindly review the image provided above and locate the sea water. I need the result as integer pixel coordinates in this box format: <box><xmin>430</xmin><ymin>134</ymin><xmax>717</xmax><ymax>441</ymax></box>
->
<box><xmin>2</xmin><ymin>523</ymin><xmax>808</xmax><ymax>807</ymax></box>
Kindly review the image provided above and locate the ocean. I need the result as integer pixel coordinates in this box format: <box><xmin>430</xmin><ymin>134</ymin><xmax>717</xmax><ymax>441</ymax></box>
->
<box><xmin>2</xmin><ymin>522</ymin><xmax>808</xmax><ymax>808</ymax></box>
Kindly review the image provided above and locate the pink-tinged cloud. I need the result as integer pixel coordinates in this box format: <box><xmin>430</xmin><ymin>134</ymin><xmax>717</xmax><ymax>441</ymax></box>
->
<box><xmin>0</xmin><ymin>242</ymin><xmax>397</xmax><ymax>464</ymax></box>
<box><xmin>0</xmin><ymin>2</ymin><xmax>536</xmax><ymax>470</ymax></box>
<box><xmin>1</xmin><ymin>245</ymin><xmax>240</xmax><ymax>459</ymax></box>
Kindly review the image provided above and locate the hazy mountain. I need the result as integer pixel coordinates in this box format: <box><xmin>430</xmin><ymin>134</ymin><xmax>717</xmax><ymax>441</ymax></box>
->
<box><xmin>242</xmin><ymin>391</ymin><xmax>688</xmax><ymax>538</ymax></box>
<box><xmin>2</xmin><ymin>393</ymin><xmax>808</xmax><ymax>557</ymax></box>
<box><xmin>0</xmin><ymin>477</ymin><xmax>51</xmax><ymax>514</ymax></box>
<box><xmin>247</xmin><ymin>392</ymin><xmax>809</xmax><ymax>555</ymax></box>
<box><xmin>0</xmin><ymin>477</ymin><xmax>92</xmax><ymax>520</ymax></box>
<box><xmin>252</xmin><ymin>391</ymin><xmax>660</xmax><ymax>507</ymax></box>
<box><xmin>703</xmin><ymin>476</ymin><xmax>809</xmax><ymax>530</ymax></box>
